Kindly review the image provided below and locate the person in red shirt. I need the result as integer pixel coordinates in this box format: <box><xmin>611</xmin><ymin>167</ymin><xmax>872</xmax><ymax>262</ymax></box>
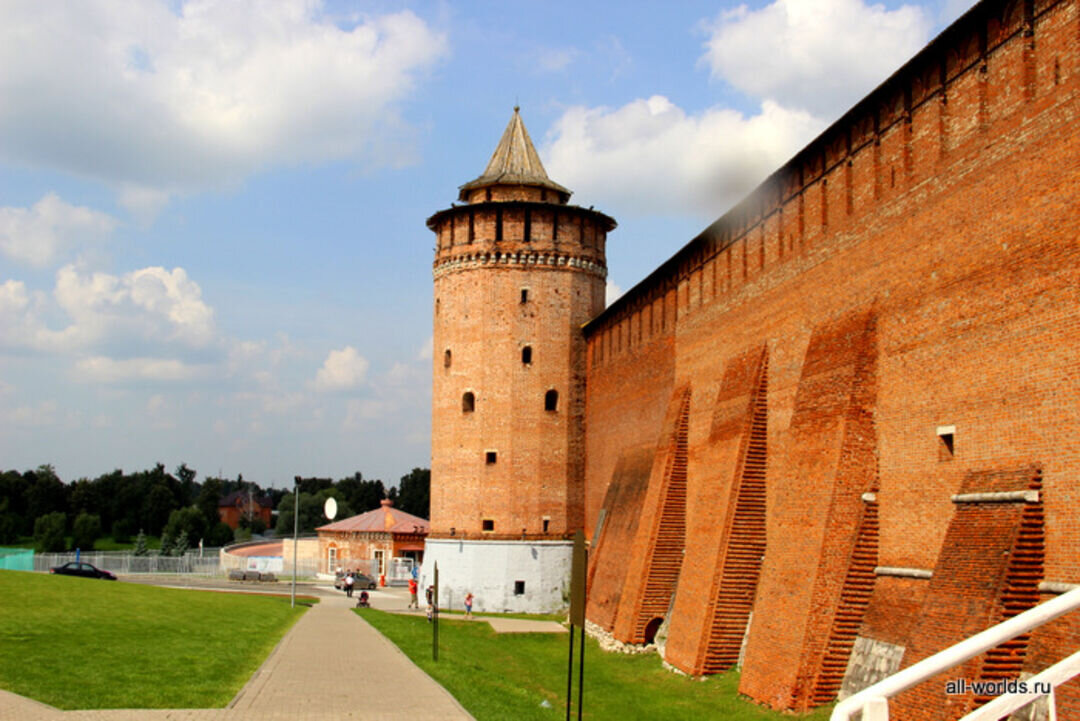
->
<box><xmin>408</xmin><ymin>577</ymin><xmax>419</xmax><ymax>609</ymax></box>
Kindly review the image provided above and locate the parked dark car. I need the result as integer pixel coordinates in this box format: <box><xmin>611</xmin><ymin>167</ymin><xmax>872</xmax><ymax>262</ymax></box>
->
<box><xmin>49</xmin><ymin>561</ymin><xmax>117</xmax><ymax>580</ymax></box>
<box><xmin>334</xmin><ymin>571</ymin><xmax>377</xmax><ymax>590</ymax></box>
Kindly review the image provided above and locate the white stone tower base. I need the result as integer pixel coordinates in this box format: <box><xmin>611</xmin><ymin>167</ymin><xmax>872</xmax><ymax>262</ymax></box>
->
<box><xmin>419</xmin><ymin>538</ymin><xmax>572</xmax><ymax>614</ymax></box>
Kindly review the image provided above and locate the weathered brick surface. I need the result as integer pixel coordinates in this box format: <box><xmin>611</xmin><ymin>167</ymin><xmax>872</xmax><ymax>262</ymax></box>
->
<box><xmin>663</xmin><ymin>345</ymin><xmax>768</xmax><ymax>676</ymax></box>
<box><xmin>891</xmin><ymin>467</ymin><xmax>1042</xmax><ymax>721</ymax></box>
<box><xmin>580</xmin><ymin>0</ymin><xmax>1080</xmax><ymax>711</ymax></box>
<box><xmin>428</xmin><ymin>190</ymin><xmax>613</xmax><ymax>541</ymax></box>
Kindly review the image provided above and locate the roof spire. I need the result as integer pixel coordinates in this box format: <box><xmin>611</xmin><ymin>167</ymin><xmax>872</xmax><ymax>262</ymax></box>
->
<box><xmin>458</xmin><ymin>107</ymin><xmax>571</xmax><ymax>202</ymax></box>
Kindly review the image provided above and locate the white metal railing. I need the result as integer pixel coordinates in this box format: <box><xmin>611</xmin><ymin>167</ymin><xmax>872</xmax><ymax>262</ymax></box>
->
<box><xmin>831</xmin><ymin>586</ymin><xmax>1080</xmax><ymax>721</ymax></box>
<box><xmin>35</xmin><ymin>550</ymin><xmax>224</xmax><ymax>575</ymax></box>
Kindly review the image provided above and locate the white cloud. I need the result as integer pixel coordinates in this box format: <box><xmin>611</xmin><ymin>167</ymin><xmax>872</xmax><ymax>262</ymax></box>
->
<box><xmin>545</xmin><ymin>95</ymin><xmax>822</xmax><ymax>218</ymax></box>
<box><xmin>314</xmin><ymin>346</ymin><xmax>370</xmax><ymax>391</ymax></box>
<box><xmin>73</xmin><ymin>356</ymin><xmax>209</xmax><ymax>383</ymax></box>
<box><xmin>417</xmin><ymin>335</ymin><xmax>433</xmax><ymax>361</ymax></box>
<box><xmin>0</xmin><ymin>193</ymin><xmax>118</xmax><ymax>267</ymax></box>
<box><xmin>0</xmin><ymin>1</ymin><xmax>447</xmax><ymax>201</ymax></box>
<box><xmin>701</xmin><ymin>0</ymin><xmax>932</xmax><ymax>117</ymax></box>
<box><xmin>3</xmin><ymin>400</ymin><xmax>58</xmax><ymax>428</ymax></box>
<box><xmin>2</xmin><ymin>264</ymin><xmax>216</xmax><ymax>357</ymax></box>
<box><xmin>536</xmin><ymin>47</ymin><xmax>578</xmax><ymax>73</ymax></box>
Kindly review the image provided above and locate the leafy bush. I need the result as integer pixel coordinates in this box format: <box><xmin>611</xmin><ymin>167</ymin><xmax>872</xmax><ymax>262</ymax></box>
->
<box><xmin>208</xmin><ymin>522</ymin><xmax>234</xmax><ymax>547</ymax></box>
<box><xmin>72</xmin><ymin>512</ymin><xmax>102</xmax><ymax>551</ymax></box>
<box><xmin>111</xmin><ymin>519</ymin><xmax>133</xmax><ymax>544</ymax></box>
<box><xmin>33</xmin><ymin>512</ymin><xmax>67</xmax><ymax>552</ymax></box>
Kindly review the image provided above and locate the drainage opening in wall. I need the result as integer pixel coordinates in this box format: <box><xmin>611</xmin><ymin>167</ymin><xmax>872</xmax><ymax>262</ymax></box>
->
<box><xmin>643</xmin><ymin>617</ymin><xmax>663</xmax><ymax>645</ymax></box>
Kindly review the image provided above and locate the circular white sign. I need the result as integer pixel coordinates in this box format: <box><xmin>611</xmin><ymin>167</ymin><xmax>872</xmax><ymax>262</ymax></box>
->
<box><xmin>324</xmin><ymin>497</ymin><xmax>338</xmax><ymax>520</ymax></box>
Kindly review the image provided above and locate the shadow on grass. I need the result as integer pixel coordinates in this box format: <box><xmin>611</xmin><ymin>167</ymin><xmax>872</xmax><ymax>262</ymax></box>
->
<box><xmin>357</xmin><ymin>607</ymin><xmax>834</xmax><ymax>721</ymax></box>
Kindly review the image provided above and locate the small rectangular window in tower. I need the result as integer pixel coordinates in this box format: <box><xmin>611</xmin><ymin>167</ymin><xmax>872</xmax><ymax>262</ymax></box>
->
<box><xmin>495</xmin><ymin>207</ymin><xmax>503</xmax><ymax>241</ymax></box>
<box><xmin>542</xmin><ymin>517</ymin><xmax>550</xmax><ymax>533</ymax></box>
<box><xmin>486</xmin><ymin>451</ymin><xmax>497</xmax><ymax>465</ymax></box>
<box><xmin>482</xmin><ymin>519</ymin><xmax>494</xmax><ymax>532</ymax></box>
<box><xmin>514</xmin><ymin>580</ymin><xmax>525</xmax><ymax>595</ymax></box>
<box><xmin>937</xmin><ymin>425</ymin><xmax>955</xmax><ymax>461</ymax></box>
<box><xmin>521</xmin><ymin>288</ymin><xmax>529</xmax><ymax>304</ymax></box>
<box><xmin>521</xmin><ymin>346</ymin><xmax>532</xmax><ymax>364</ymax></box>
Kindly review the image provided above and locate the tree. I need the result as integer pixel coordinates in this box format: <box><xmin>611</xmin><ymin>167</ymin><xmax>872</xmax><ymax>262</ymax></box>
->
<box><xmin>111</xmin><ymin>518</ymin><xmax>133</xmax><ymax>544</ymax></box>
<box><xmin>175</xmin><ymin>463</ymin><xmax>197</xmax><ymax>505</ymax></box>
<box><xmin>275</xmin><ymin>490</ymin><xmax>352</xmax><ymax>536</ymax></box>
<box><xmin>25</xmin><ymin>465</ymin><xmax>67</xmax><ymax>521</ymax></box>
<box><xmin>208</xmin><ymin>522</ymin><xmax>234</xmax><ymax>547</ymax></box>
<box><xmin>173</xmin><ymin>531</ymin><xmax>189</xmax><ymax>556</ymax></box>
<box><xmin>0</xmin><ymin>498</ymin><xmax>19</xmax><ymax>544</ymax></box>
<box><xmin>396</xmin><ymin>468</ymin><xmax>430</xmax><ymax>518</ymax></box>
<box><xmin>33</xmin><ymin>512</ymin><xmax>66</xmax><ymax>553</ymax></box>
<box><xmin>159</xmin><ymin>530</ymin><xmax>174</xmax><ymax>557</ymax></box>
<box><xmin>196</xmin><ymin>477</ymin><xmax>224</xmax><ymax>531</ymax></box>
<box><xmin>163</xmin><ymin>506</ymin><xmax>207</xmax><ymax>548</ymax></box>
<box><xmin>142</xmin><ymin>483</ymin><xmax>175</xmax><ymax>536</ymax></box>
<box><xmin>72</xmin><ymin>512</ymin><xmax>102</xmax><ymax>551</ymax></box>
<box><xmin>134</xmin><ymin>529</ymin><xmax>148</xmax><ymax>556</ymax></box>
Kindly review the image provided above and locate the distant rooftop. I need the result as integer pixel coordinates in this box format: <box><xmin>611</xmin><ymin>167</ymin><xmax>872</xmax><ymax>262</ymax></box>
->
<box><xmin>316</xmin><ymin>498</ymin><xmax>429</xmax><ymax>535</ymax></box>
<box><xmin>458</xmin><ymin>107</ymin><xmax>571</xmax><ymax>202</ymax></box>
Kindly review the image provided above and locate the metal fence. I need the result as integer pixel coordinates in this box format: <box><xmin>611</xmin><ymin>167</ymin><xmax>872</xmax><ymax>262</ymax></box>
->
<box><xmin>34</xmin><ymin>550</ymin><xmax>224</xmax><ymax>575</ymax></box>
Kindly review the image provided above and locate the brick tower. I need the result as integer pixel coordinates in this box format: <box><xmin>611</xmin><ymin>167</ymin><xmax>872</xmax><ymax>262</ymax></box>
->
<box><xmin>421</xmin><ymin>108</ymin><xmax>616</xmax><ymax>612</ymax></box>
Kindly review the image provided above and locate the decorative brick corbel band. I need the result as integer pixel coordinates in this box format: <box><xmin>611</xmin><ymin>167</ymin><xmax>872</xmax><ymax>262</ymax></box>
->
<box><xmin>433</xmin><ymin>251</ymin><xmax>607</xmax><ymax>280</ymax></box>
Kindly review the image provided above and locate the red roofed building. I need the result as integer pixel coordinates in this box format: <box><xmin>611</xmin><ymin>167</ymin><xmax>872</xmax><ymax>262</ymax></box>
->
<box><xmin>218</xmin><ymin>489</ymin><xmax>273</xmax><ymax>530</ymax></box>
<box><xmin>316</xmin><ymin>499</ymin><xmax>429</xmax><ymax>576</ymax></box>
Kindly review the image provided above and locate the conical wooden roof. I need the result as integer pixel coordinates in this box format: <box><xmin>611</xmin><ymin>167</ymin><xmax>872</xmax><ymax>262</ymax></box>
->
<box><xmin>458</xmin><ymin>107</ymin><xmax>571</xmax><ymax>201</ymax></box>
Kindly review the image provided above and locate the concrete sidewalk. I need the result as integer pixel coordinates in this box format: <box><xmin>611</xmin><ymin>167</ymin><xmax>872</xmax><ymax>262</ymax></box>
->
<box><xmin>0</xmin><ymin>587</ymin><xmax>473</xmax><ymax>721</ymax></box>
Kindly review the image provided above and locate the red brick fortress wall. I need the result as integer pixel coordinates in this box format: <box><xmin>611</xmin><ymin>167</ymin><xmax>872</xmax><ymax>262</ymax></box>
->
<box><xmin>583</xmin><ymin>0</ymin><xmax>1080</xmax><ymax>711</ymax></box>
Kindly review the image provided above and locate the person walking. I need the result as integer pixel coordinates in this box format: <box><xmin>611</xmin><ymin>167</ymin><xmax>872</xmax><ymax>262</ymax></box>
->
<box><xmin>408</xmin><ymin>577</ymin><xmax>419</xmax><ymax>609</ymax></box>
<box><xmin>464</xmin><ymin>592</ymin><xmax>474</xmax><ymax>619</ymax></box>
<box><xmin>345</xmin><ymin>572</ymin><xmax>355</xmax><ymax>598</ymax></box>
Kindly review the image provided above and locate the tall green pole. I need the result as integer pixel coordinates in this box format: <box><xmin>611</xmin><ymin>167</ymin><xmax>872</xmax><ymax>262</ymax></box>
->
<box><xmin>433</xmin><ymin>562</ymin><xmax>440</xmax><ymax>661</ymax></box>
<box><xmin>291</xmin><ymin>475</ymin><xmax>299</xmax><ymax>608</ymax></box>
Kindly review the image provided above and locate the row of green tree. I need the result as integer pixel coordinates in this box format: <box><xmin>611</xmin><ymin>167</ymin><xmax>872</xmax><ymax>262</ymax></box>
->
<box><xmin>273</xmin><ymin>468</ymin><xmax>430</xmax><ymax>536</ymax></box>
<box><xmin>0</xmin><ymin>464</ymin><xmax>429</xmax><ymax>553</ymax></box>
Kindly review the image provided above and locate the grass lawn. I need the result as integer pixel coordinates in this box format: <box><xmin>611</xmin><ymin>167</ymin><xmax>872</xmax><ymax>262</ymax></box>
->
<box><xmin>0</xmin><ymin>570</ymin><xmax>310</xmax><ymax>710</ymax></box>
<box><xmin>357</xmin><ymin>609</ymin><xmax>834</xmax><ymax>721</ymax></box>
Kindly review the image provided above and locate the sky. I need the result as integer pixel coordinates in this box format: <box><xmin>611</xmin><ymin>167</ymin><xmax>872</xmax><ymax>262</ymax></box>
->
<box><xmin>0</xmin><ymin>0</ymin><xmax>979</xmax><ymax>489</ymax></box>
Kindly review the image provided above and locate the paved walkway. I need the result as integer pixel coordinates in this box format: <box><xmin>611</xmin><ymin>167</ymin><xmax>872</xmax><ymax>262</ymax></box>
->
<box><xmin>0</xmin><ymin>586</ymin><xmax>473</xmax><ymax>721</ymax></box>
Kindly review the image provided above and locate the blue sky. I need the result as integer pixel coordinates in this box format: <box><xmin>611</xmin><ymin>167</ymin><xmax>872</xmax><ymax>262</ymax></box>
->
<box><xmin>0</xmin><ymin>0</ymin><xmax>976</xmax><ymax>488</ymax></box>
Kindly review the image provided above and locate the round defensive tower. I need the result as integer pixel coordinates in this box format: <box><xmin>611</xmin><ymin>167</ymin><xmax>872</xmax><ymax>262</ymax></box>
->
<box><xmin>420</xmin><ymin>108</ymin><xmax>616</xmax><ymax>613</ymax></box>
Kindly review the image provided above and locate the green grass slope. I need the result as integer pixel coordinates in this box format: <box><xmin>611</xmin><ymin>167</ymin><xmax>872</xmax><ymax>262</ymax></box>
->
<box><xmin>357</xmin><ymin>609</ymin><xmax>833</xmax><ymax>721</ymax></box>
<box><xmin>0</xmin><ymin>570</ymin><xmax>308</xmax><ymax>710</ymax></box>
